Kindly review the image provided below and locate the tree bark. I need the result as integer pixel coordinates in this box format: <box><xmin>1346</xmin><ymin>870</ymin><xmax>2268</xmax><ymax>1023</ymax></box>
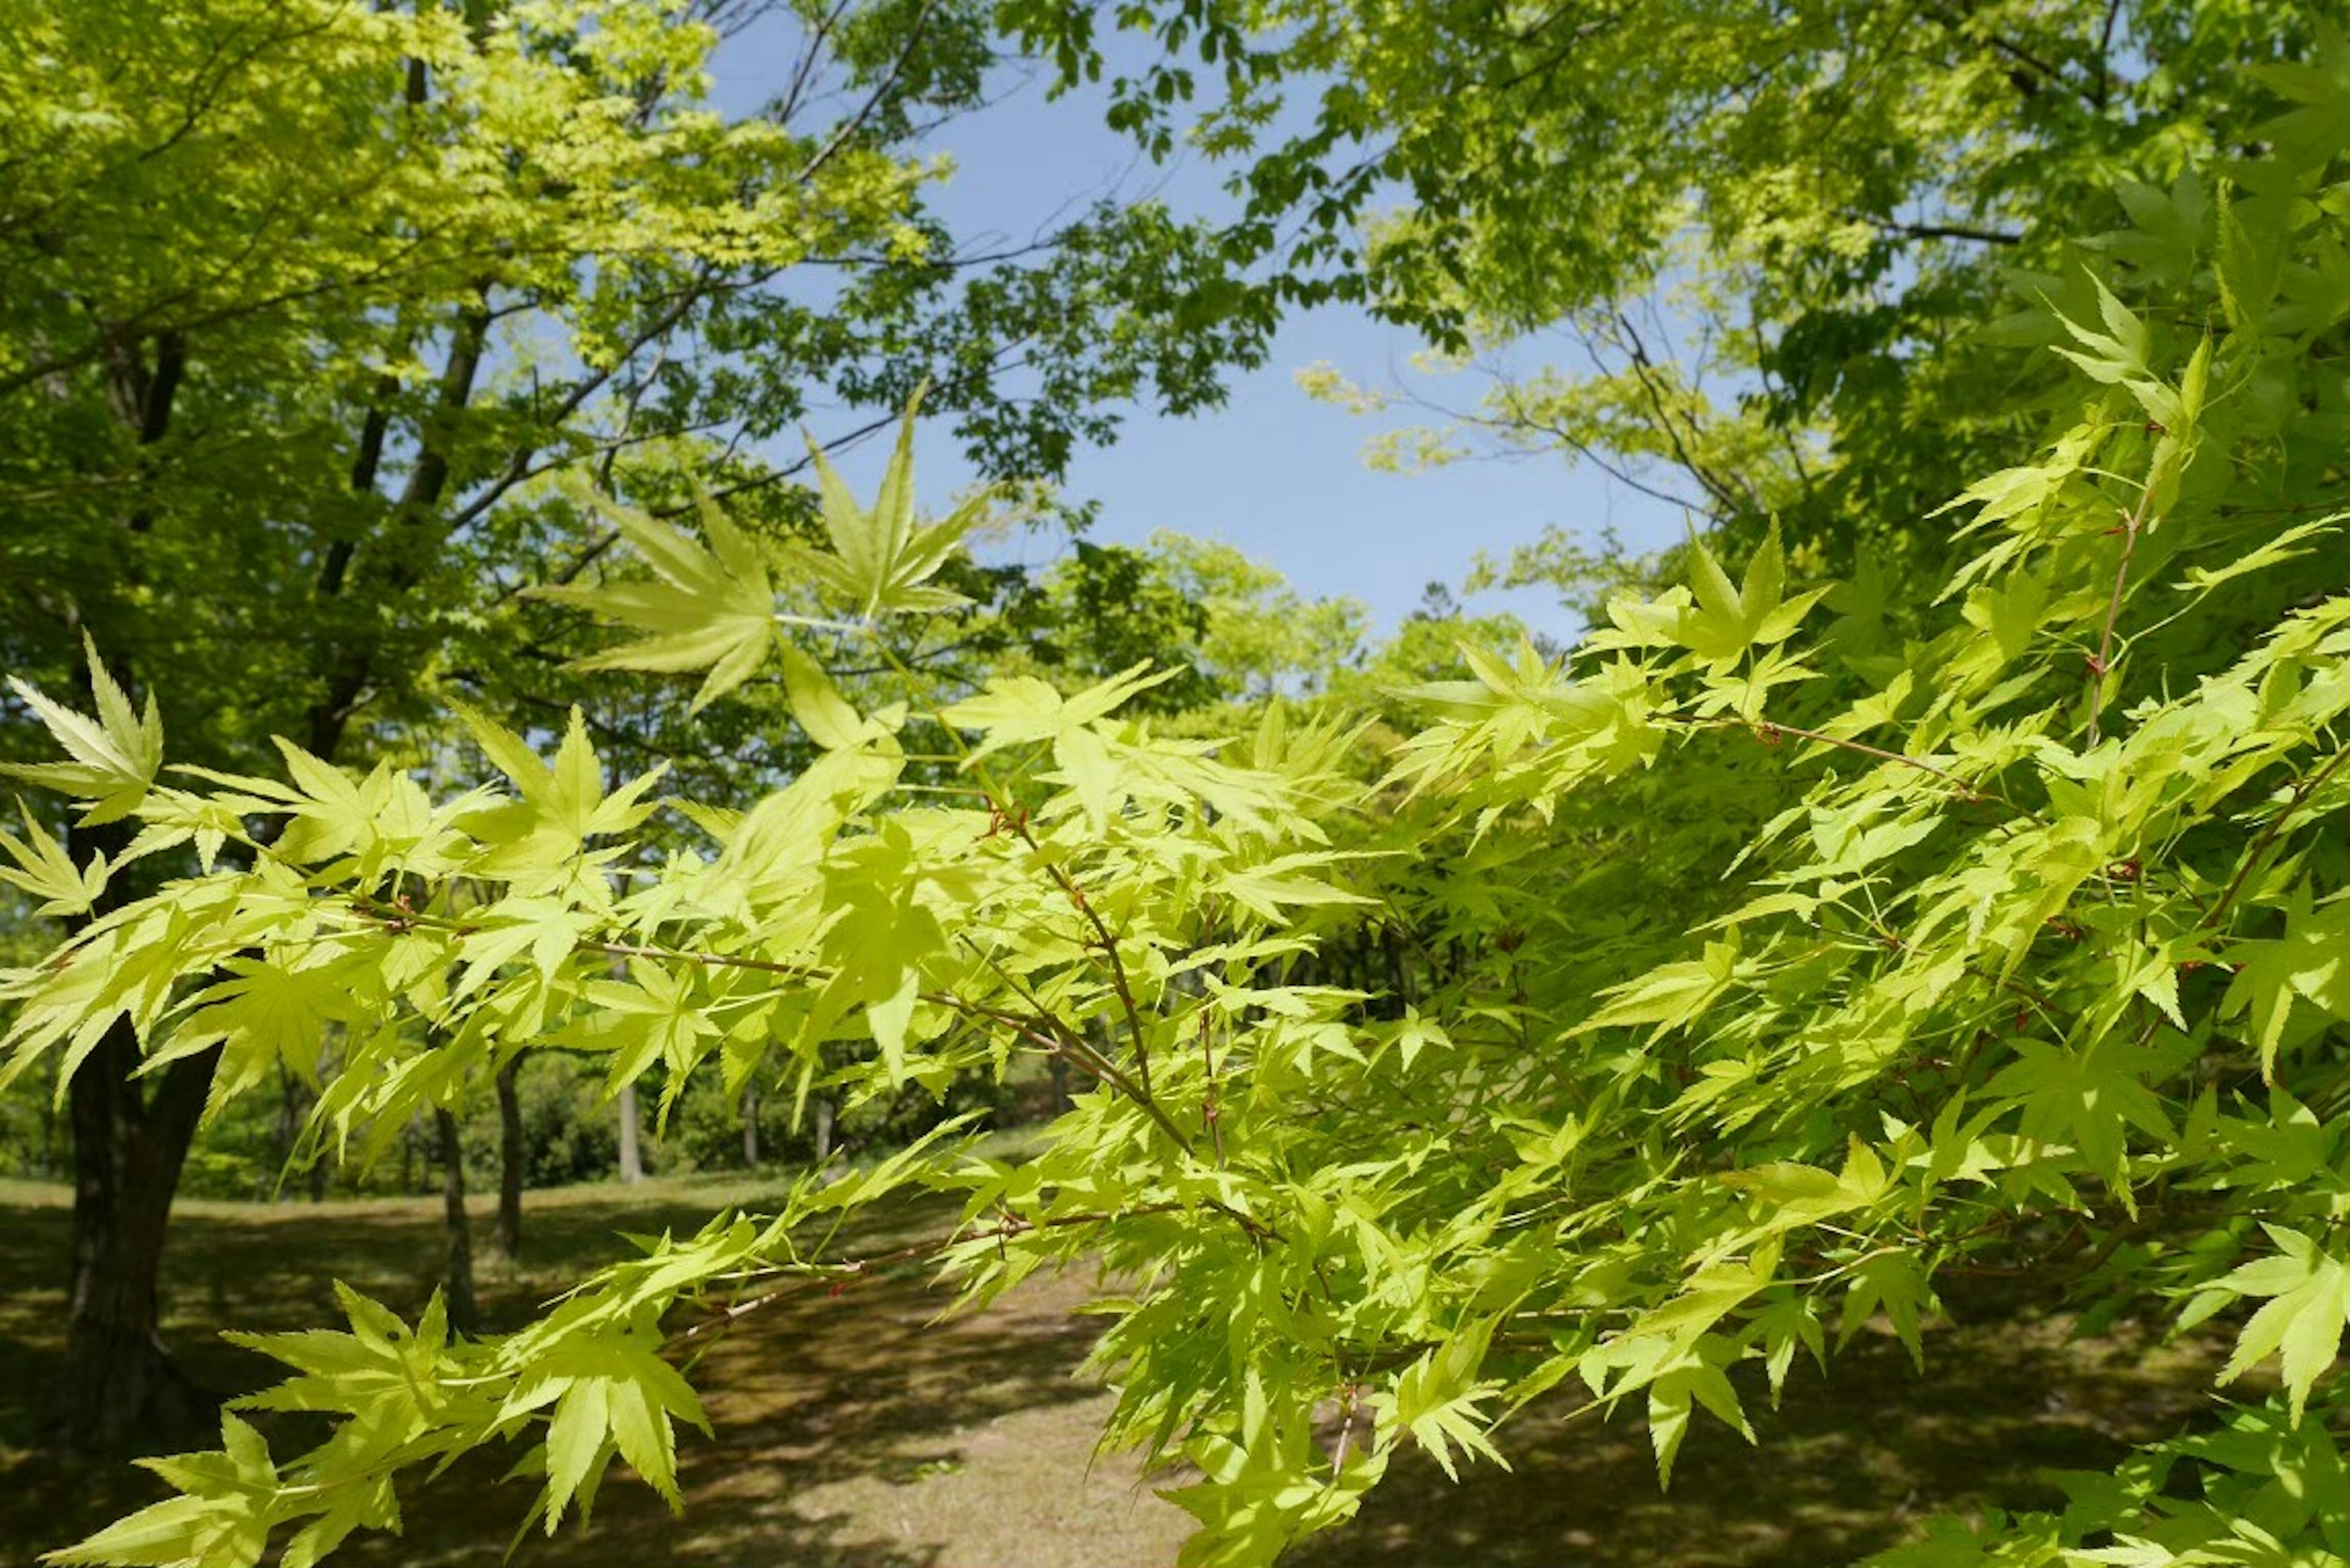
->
<box><xmin>435</xmin><ymin>1108</ymin><xmax>478</xmax><ymax>1335</ymax></box>
<box><xmin>494</xmin><ymin>1058</ymin><xmax>524</xmax><ymax>1259</ymax></box>
<box><xmin>812</xmin><ymin>1097</ymin><xmax>835</xmax><ymax>1167</ymax></box>
<box><xmin>54</xmin><ymin>330</ymin><xmax>218</xmax><ymax>1452</ymax></box>
<box><xmin>306</xmin><ymin>295</ymin><xmax>491</xmax><ymax>761</ymax></box>
<box><xmin>272</xmin><ymin>1059</ymin><xmax>304</xmax><ymax>1201</ymax></box>
<box><xmin>616</xmin><ymin>1080</ymin><xmax>644</xmax><ymax>1183</ymax></box>
<box><xmin>740</xmin><ymin>1082</ymin><xmax>760</xmax><ymax>1170</ymax></box>
<box><xmin>59</xmin><ymin>1025</ymin><xmax>220</xmax><ymax>1450</ymax></box>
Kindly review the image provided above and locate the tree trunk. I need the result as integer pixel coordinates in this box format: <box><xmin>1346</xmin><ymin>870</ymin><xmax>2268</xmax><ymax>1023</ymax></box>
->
<box><xmin>56</xmin><ymin>338</ymin><xmax>215</xmax><ymax>1452</ymax></box>
<box><xmin>59</xmin><ymin>1025</ymin><xmax>220</xmax><ymax>1450</ymax></box>
<box><xmin>435</xmin><ymin>1108</ymin><xmax>479</xmax><ymax>1335</ymax></box>
<box><xmin>616</xmin><ymin>1081</ymin><xmax>644</xmax><ymax>1183</ymax></box>
<box><xmin>272</xmin><ymin>1059</ymin><xmax>305</xmax><ymax>1200</ymax></box>
<box><xmin>812</xmin><ymin>1097</ymin><xmax>835</xmax><ymax>1166</ymax></box>
<box><xmin>494</xmin><ymin>1058</ymin><xmax>524</xmax><ymax>1259</ymax></box>
<box><xmin>740</xmin><ymin>1082</ymin><xmax>760</xmax><ymax>1170</ymax></box>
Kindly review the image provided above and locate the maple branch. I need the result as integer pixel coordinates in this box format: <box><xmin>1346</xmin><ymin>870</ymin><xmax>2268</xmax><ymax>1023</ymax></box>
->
<box><xmin>2085</xmin><ymin>484</ymin><xmax>2153</xmax><ymax>747</ymax></box>
<box><xmin>1037</xmin><ymin>856</ymin><xmax>1157</xmax><ymax>1098</ymax></box>
<box><xmin>1679</xmin><ymin>714</ymin><xmax>2042</xmax><ymax>822</ymax></box>
<box><xmin>2201</xmin><ymin>745</ymin><xmax>2350</xmax><ymax>935</ymax></box>
<box><xmin>963</xmin><ymin>946</ymin><xmax>1198</xmax><ymax>1159</ymax></box>
<box><xmin>338</xmin><ymin>891</ymin><xmax>1202</xmax><ymax>1158</ymax></box>
<box><xmin>665</xmin><ymin>1203</ymin><xmax>1190</xmax><ymax>1350</ymax></box>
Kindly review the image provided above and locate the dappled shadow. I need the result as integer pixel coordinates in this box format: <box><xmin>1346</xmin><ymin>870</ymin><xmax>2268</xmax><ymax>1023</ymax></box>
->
<box><xmin>0</xmin><ymin>1182</ymin><xmax>782</xmax><ymax>1444</ymax></box>
<box><xmin>334</xmin><ymin>1249</ymin><xmax>1148</xmax><ymax>1567</ymax></box>
<box><xmin>0</xmin><ymin>1185</ymin><xmax>2234</xmax><ymax>1568</ymax></box>
<box><xmin>1294</xmin><ymin>1284</ymin><xmax>2221</xmax><ymax>1568</ymax></box>
<box><xmin>0</xmin><ymin>1184</ymin><xmax>1188</xmax><ymax>1568</ymax></box>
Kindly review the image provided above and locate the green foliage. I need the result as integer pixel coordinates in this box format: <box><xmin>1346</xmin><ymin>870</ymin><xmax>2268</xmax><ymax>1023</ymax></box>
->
<box><xmin>22</xmin><ymin>20</ymin><xmax>2350</xmax><ymax>1568</ymax></box>
<box><xmin>1072</xmin><ymin>0</ymin><xmax>2330</xmax><ymax>599</ymax></box>
<box><xmin>0</xmin><ymin>0</ymin><xmax>1274</xmax><ymax>786</ymax></box>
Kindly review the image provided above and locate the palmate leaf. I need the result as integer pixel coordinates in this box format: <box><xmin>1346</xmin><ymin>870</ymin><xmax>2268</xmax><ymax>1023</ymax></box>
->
<box><xmin>2222</xmin><ymin>888</ymin><xmax>2350</xmax><ymax>1077</ymax></box>
<box><xmin>1366</xmin><ymin>1318</ymin><xmax>1509</xmax><ymax>1483</ymax></box>
<box><xmin>1578</xmin><ymin>1330</ymin><xmax>1753</xmax><ymax>1487</ymax></box>
<box><xmin>793</xmin><ymin>399</ymin><xmax>979</xmax><ymax>620</ymax></box>
<box><xmin>157</xmin><ymin>950</ymin><xmax>375</xmax><ymax>1117</ymax></box>
<box><xmin>529</xmin><ymin>486</ymin><xmax>778</xmax><ymax>713</ymax></box>
<box><xmin>1168</xmin><ymin>1371</ymin><xmax>1387</xmax><ymax>1568</ymax></box>
<box><xmin>504</xmin><ymin>1334</ymin><xmax>711</xmax><ymax>1525</ymax></box>
<box><xmin>454</xmin><ymin>705</ymin><xmax>666</xmax><ymax>877</ymax></box>
<box><xmin>2</xmin><ymin>640</ymin><xmax>163</xmax><ymax>824</ymax></box>
<box><xmin>0</xmin><ymin>799</ymin><xmax>109</xmax><ymax>916</ymax></box>
<box><xmin>2200</xmin><ymin>1226</ymin><xmax>2350</xmax><ymax>1421</ymax></box>
<box><xmin>573</xmin><ymin>958</ymin><xmax>721</xmax><ymax>1107</ymax></box>
<box><xmin>1674</xmin><ymin>523</ymin><xmax>1827</xmax><ymax>666</ymax></box>
<box><xmin>47</xmin><ymin>1414</ymin><xmax>281</xmax><ymax>1568</ymax></box>
<box><xmin>941</xmin><ymin>662</ymin><xmax>1180</xmax><ymax>755</ymax></box>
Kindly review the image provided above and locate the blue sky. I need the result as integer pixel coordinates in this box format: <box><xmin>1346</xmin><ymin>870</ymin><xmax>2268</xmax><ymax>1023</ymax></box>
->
<box><xmin>706</xmin><ymin>24</ymin><xmax>1687</xmax><ymax>643</ymax></box>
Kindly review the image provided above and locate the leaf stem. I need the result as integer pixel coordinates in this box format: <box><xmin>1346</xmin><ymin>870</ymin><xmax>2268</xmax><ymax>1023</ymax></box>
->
<box><xmin>2086</xmin><ymin>485</ymin><xmax>2152</xmax><ymax>747</ymax></box>
<box><xmin>866</xmin><ymin>638</ymin><xmax>1164</xmax><ymax>1114</ymax></box>
<box><xmin>2202</xmin><ymin>745</ymin><xmax>2350</xmax><ymax>933</ymax></box>
<box><xmin>1684</xmin><ymin>714</ymin><xmax>2039</xmax><ymax>821</ymax></box>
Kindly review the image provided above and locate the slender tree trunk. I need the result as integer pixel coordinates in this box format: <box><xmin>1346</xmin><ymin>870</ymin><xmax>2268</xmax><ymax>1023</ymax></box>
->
<box><xmin>494</xmin><ymin>1058</ymin><xmax>524</xmax><ymax>1258</ymax></box>
<box><xmin>56</xmin><ymin>332</ymin><xmax>215</xmax><ymax>1452</ymax></box>
<box><xmin>273</xmin><ymin>1059</ymin><xmax>305</xmax><ymax>1200</ymax></box>
<box><xmin>59</xmin><ymin>1025</ymin><xmax>219</xmax><ymax>1450</ymax></box>
<box><xmin>616</xmin><ymin>1081</ymin><xmax>644</xmax><ymax>1184</ymax></box>
<box><xmin>811</xmin><ymin>1097</ymin><xmax>835</xmax><ymax>1166</ymax></box>
<box><xmin>435</xmin><ymin>1108</ymin><xmax>478</xmax><ymax>1335</ymax></box>
<box><xmin>307</xmin><ymin>295</ymin><xmax>491</xmax><ymax>760</ymax></box>
<box><xmin>740</xmin><ymin>1083</ymin><xmax>760</xmax><ymax>1170</ymax></box>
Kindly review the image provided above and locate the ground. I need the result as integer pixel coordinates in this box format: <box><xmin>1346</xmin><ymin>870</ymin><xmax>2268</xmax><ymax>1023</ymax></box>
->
<box><xmin>0</xmin><ymin>1176</ymin><xmax>2225</xmax><ymax>1567</ymax></box>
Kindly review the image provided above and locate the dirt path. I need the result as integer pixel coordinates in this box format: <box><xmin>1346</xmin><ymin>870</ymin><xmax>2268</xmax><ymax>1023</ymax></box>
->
<box><xmin>0</xmin><ymin>1181</ymin><xmax>2226</xmax><ymax>1568</ymax></box>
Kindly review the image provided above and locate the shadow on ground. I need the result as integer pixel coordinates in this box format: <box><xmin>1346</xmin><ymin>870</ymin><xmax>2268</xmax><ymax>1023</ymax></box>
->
<box><xmin>0</xmin><ymin>1182</ymin><xmax>2223</xmax><ymax>1567</ymax></box>
<box><xmin>1291</xmin><ymin>1285</ymin><xmax>2217</xmax><ymax>1568</ymax></box>
<box><xmin>0</xmin><ymin>1181</ymin><xmax>1185</xmax><ymax>1568</ymax></box>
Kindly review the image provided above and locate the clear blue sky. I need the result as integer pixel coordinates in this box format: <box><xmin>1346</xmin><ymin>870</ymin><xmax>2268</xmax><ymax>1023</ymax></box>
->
<box><xmin>707</xmin><ymin>27</ymin><xmax>1686</xmax><ymax>643</ymax></box>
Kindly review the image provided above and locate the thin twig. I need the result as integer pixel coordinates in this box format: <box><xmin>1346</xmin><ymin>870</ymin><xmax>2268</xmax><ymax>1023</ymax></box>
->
<box><xmin>2202</xmin><ymin>746</ymin><xmax>2350</xmax><ymax>933</ymax></box>
<box><xmin>2086</xmin><ymin>487</ymin><xmax>2152</xmax><ymax>747</ymax></box>
<box><xmin>1683</xmin><ymin>715</ymin><xmax>2040</xmax><ymax>821</ymax></box>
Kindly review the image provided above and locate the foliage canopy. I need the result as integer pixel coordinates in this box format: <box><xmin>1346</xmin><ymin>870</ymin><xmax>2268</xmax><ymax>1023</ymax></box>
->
<box><xmin>16</xmin><ymin>10</ymin><xmax>2350</xmax><ymax>1568</ymax></box>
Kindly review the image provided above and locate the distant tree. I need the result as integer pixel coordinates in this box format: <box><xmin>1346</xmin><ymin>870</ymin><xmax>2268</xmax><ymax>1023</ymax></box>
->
<box><xmin>0</xmin><ymin>0</ymin><xmax>1272</xmax><ymax>1449</ymax></box>
<box><xmin>22</xmin><ymin>63</ymin><xmax>2350</xmax><ymax>1562</ymax></box>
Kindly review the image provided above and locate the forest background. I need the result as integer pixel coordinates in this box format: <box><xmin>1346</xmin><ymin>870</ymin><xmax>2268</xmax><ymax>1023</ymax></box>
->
<box><xmin>9</xmin><ymin>3</ymin><xmax>2350</xmax><ymax>1567</ymax></box>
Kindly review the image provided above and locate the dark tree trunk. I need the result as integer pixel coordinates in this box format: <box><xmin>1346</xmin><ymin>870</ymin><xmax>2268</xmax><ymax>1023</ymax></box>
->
<box><xmin>59</xmin><ymin>1025</ymin><xmax>220</xmax><ymax>1450</ymax></box>
<box><xmin>435</xmin><ymin>1108</ymin><xmax>478</xmax><ymax>1335</ymax></box>
<box><xmin>272</xmin><ymin>1059</ymin><xmax>305</xmax><ymax>1200</ymax></box>
<box><xmin>55</xmin><ymin>330</ymin><xmax>216</xmax><ymax>1452</ymax></box>
<box><xmin>740</xmin><ymin>1083</ymin><xmax>759</xmax><ymax>1170</ymax></box>
<box><xmin>494</xmin><ymin>1058</ymin><xmax>523</xmax><ymax>1259</ymax></box>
